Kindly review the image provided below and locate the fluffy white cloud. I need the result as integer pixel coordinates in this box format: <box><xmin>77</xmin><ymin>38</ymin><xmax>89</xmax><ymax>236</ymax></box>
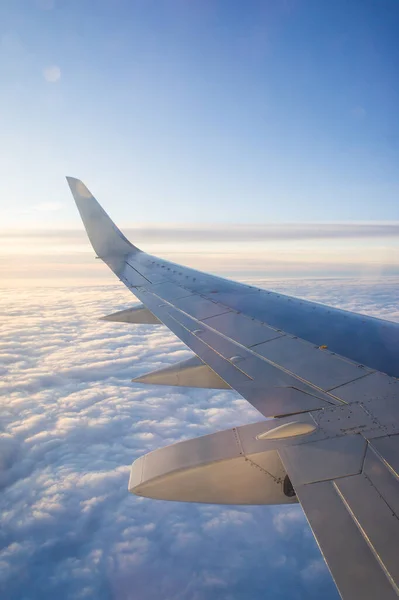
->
<box><xmin>2</xmin><ymin>277</ymin><xmax>396</xmax><ymax>599</ymax></box>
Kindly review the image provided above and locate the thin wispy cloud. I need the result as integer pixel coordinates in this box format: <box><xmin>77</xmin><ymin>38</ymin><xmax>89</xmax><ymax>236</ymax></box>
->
<box><xmin>0</xmin><ymin>203</ymin><xmax>65</xmax><ymax>221</ymax></box>
<box><xmin>2</xmin><ymin>222</ymin><xmax>399</xmax><ymax>242</ymax></box>
<box><xmin>1</xmin><ymin>226</ymin><xmax>398</xmax><ymax>286</ymax></box>
<box><xmin>33</xmin><ymin>202</ymin><xmax>65</xmax><ymax>212</ymax></box>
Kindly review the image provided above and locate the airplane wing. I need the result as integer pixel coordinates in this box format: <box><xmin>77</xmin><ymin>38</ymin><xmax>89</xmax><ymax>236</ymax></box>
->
<box><xmin>67</xmin><ymin>177</ymin><xmax>399</xmax><ymax>600</ymax></box>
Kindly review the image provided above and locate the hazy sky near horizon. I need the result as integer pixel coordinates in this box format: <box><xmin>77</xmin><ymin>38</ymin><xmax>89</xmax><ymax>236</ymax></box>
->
<box><xmin>2</xmin><ymin>225</ymin><xmax>399</xmax><ymax>286</ymax></box>
<box><xmin>1</xmin><ymin>0</ymin><xmax>399</xmax><ymax>231</ymax></box>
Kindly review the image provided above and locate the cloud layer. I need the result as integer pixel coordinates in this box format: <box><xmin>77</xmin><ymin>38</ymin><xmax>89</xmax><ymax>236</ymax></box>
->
<box><xmin>3</xmin><ymin>222</ymin><xmax>399</xmax><ymax>243</ymax></box>
<box><xmin>2</xmin><ymin>225</ymin><xmax>399</xmax><ymax>286</ymax></box>
<box><xmin>2</xmin><ymin>278</ymin><xmax>398</xmax><ymax>599</ymax></box>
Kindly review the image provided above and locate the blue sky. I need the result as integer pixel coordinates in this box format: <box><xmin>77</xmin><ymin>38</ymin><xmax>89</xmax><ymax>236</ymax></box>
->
<box><xmin>1</xmin><ymin>6</ymin><xmax>399</xmax><ymax>598</ymax></box>
<box><xmin>1</xmin><ymin>0</ymin><xmax>399</xmax><ymax>228</ymax></box>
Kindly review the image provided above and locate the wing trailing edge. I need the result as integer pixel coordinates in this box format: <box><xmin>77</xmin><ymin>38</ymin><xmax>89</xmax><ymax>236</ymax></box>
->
<box><xmin>101</xmin><ymin>304</ymin><xmax>161</xmax><ymax>324</ymax></box>
<box><xmin>132</xmin><ymin>356</ymin><xmax>230</xmax><ymax>389</ymax></box>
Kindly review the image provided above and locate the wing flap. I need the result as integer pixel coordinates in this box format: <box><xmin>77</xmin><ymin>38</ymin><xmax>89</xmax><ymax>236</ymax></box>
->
<box><xmin>295</xmin><ymin>479</ymin><xmax>398</xmax><ymax>600</ymax></box>
<box><xmin>279</xmin><ymin>435</ymin><xmax>399</xmax><ymax>599</ymax></box>
<box><xmin>278</xmin><ymin>435</ymin><xmax>367</xmax><ymax>486</ymax></box>
<box><xmin>334</xmin><ymin>472</ymin><xmax>399</xmax><ymax>588</ymax></box>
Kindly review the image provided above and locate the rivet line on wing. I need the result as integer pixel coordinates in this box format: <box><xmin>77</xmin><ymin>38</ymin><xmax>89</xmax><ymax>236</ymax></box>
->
<box><xmin>135</xmin><ymin>288</ymin><xmax>348</xmax><ymax>405</ymax></box>
<box><xmin>167</xmin><ymin>299</ymin><xmax>348</xmax><ymax>405</ymax></box>
<box><xmin>166</xmin><ymin>313</ymin><xmax>254</xmax><ymax>380</ymax></box>
<box><xmin>124</xmin><ymin>260</ymin><xmax>153</xmax><ymax>284</ymax></box>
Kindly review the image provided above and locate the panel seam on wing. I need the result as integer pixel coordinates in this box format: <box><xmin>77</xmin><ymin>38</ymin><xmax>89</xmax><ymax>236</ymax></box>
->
<box><xmin>162</xmin><ymin>299</ymin><xmax>348</xmax><ymax>405</ymax></box>
<box><xmin>332</xmin><ymin>480</ymin><xmax>399</xmax><ymax>595</ymax></box>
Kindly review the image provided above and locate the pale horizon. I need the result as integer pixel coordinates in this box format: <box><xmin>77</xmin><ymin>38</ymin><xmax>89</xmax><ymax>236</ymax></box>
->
<box><xmin>2</xmin><ymin>220</ymin><xmax>399</xmax><ymax>287</ymax></box>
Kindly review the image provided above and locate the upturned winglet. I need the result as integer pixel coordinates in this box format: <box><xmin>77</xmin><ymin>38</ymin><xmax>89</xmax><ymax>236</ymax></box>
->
<box><xmin>66</xmin><ymin>177</ymin><xmax>139</xmax><ymax>258</ymax></box>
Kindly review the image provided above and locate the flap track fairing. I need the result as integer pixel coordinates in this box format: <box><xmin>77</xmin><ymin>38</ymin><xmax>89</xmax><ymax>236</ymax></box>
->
<box><xmin>132</xmin><ymin>356</ymin><xmax>230</xmax><ymax>389</ymax></box>
<box><xmin>101</xmin><ymin>304</ymin><xmax>161</xmax><ymax>324</ymax></box>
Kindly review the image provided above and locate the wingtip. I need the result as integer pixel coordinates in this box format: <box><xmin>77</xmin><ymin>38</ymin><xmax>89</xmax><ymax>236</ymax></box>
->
<box><xmin>65</xmin><ymin>176</ymin><xmax>80</xmax><ymax>195</ymax></box>
<box><xmin>66</xmin><ymin>175</ymin><xmax>79</xmax><ymax>187</ymax></box>
<box><xmin>66</xmin><ymin>176</ymin><xmax>93</xmax><ymax>200</ymax></box>
<box><xmin>66</xmin><ymin>175</ymin><xmax>138</xmax><ymax>256</ymax></box>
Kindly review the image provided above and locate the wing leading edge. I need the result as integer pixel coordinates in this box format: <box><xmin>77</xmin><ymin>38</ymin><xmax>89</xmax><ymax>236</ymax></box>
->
<box><xmin>68</xmin><ymin>178</ymin><xmax>399</xmax><ymax>600</ymax></box>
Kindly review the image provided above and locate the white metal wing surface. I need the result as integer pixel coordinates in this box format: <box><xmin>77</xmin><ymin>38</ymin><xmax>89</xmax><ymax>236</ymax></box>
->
<box><xmin>68</xmin><ymin>177</ymin><xmax>399</xmax><ymax>600</ymax></box>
